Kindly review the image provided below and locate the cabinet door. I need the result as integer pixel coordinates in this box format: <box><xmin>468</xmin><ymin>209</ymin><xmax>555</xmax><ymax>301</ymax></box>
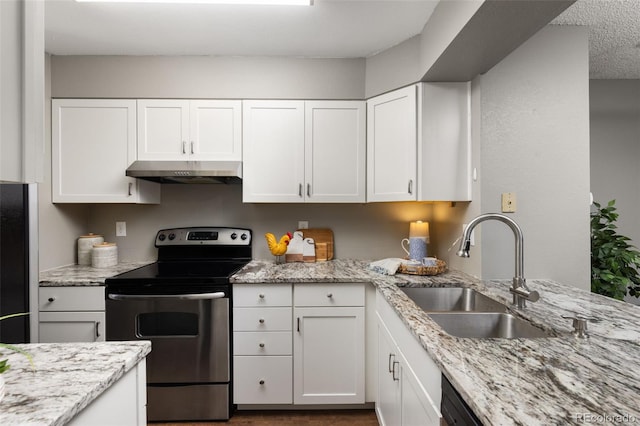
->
<box><xmin>39</xmin><ymin>311</ymin><xmax>105</xmax><ymax>343</ymax></box>
<box><xmin>400</xmin><ymin>351</ymin><xmax>442</xmax><ymax>426</ymax></box>
<box><xmin>293</xmin><ymin>306</ymin><xmax>365</xmax><ymax>404</ymax></box>
<box><xmin>376</xmin><ymin>318</ymin><xmax>401</xmax><ymax>426</ymax></box>
<box><xmin>304</xmin><ymin>101</ymin><xmax>366</xmax><ymax>203</ymax></box>
<box><xmin>137</xmin><ymin>100</ymin><xmax>190</xmax><ymax>160</ymax></box>
<box><xmin>418</xmin><ymin>82</ymin><xmax>471</xmax><ymax>201</ymax></box>
<box><xmin>242</xmin><ymin>101</ymin><xmax>305</xmax><ymax>202</ymax></box>
<box><xmin>52</xmin><ymin>99</ymin><xmax>158</xmax><ymax>203</ymax></box>
<box><xmin>190</xmin><ymin>100</ymin><xmax>242</xmax><ymax>161</ymax></box>
<box><xmin>367</xmin><ymin>85</ymin><xmax>417</xmax><ymax>202</ymax></box>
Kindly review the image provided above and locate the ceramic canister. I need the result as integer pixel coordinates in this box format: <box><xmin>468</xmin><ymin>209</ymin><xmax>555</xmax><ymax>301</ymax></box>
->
<box><xmin>91</xmin><ymin>242</ymin><xmax>118</xmax><ymax>268</ymax></box>
<box><xmin>77</xmin><ymin>233</ymin><xmax>104</xmax><ymax>265</ymax></box>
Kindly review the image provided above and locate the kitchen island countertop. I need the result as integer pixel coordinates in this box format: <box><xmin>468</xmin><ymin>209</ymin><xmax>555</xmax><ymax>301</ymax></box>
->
<box><xmin>0</xmin><ymin>341</ymin><xmax>150</xmax><ymax>426</ymax></box>
<box><xmin>233</xmin><ymin>259</ymin><xmax>640</xmax><ymax>426</ymax></box>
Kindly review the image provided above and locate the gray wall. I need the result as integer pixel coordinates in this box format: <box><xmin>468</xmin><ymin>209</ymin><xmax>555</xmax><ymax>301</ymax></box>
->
<box><xmin>477</xmin><ymin>26</ymin><xmax>591</xmax><ymax>289</ymax></box>
<box><xmin>590</xmin><ymin>79</ymin><xmax>640</xmax><ymax>305</ymax></box>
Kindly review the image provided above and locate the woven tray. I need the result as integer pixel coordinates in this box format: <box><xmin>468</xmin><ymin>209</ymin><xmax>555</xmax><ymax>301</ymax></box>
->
<box><xmin>398</xmin><ymin>259</ymin><xmax>447</xmax><ymax>276</ymax></box>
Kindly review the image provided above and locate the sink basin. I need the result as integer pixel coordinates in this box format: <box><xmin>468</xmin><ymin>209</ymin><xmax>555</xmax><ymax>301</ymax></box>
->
<box><xmin>401</xmin><ymin>287</ymin><xmax>506</xmax><ymax>313</ymax></box>
<box><xmin>428</xmin><ymin>312</ymin><xmax>553</xmax><ymax>339</ymax></box>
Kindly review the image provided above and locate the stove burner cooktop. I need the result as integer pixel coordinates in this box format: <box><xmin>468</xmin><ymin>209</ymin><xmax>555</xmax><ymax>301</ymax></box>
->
<box><xmin>105</xmin><ymin>227</ymin><xmax>252</xmax><ymax>293</ymax></box>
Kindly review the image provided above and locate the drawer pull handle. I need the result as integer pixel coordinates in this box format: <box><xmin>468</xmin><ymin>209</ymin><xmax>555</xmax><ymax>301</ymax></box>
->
<box><xmin>297</xmin><ymin>317</ymin><xmax>300</xmax><ymax>333</ymax></box>
<box><xmin>259</xmin><ymin>379</ymin><xmax>265</xmax><ymax>385</ymax></box>
<box><xmin>388</xmin><ymin>353</ymin><xmax>395</xmax><ymax>373</ymax></box>
<box><xmin>48</xmin><ymin>297</ymin><xmax>55</xmax><ymax>303</ymax></box>
<box><xmin>259</xmin><ymin>318</ymin><xmax>265</xmax><ymax>324</ymax></box>
<box><xmin>259</xmin><ymin>343</ymin><xmax>265</xmax><ymax>348</ymax></box>
<box><xmin>327</xmin><ymin>293</ymin><xmax>333</xmax><ymax>298</ymax></box>
<box><xmin>95</xmin><ymin>321</ymin><xmax>101</xmax><ymax>339</ymax></box>
<box><xmin>128</xmin><ymin>182</ymin><xmax>133</xmax><ymax>196</ymax></box>
<box><xmin>259</xmin><ymin>293</ymin><xmax>265</xmax><ymax>299</ymax></box>
<box><xmin>392</xmin><ymin>361</ymin><xmax>400</xmax><ymax>381</ymax></box>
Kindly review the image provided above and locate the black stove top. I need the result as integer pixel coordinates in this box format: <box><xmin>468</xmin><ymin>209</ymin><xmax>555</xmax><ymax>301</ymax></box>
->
<box><xmin>105</xmin><ymin>227</ymin><xmax>252</xmax><ymax>293</ymax></box>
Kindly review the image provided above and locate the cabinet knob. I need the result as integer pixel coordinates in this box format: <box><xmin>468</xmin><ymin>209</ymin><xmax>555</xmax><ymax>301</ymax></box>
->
<box><xmin>259</xmin><ymin>342</ymin><xmax>265</xmax><ymax>348</ymax></box>
<box><xmin>259</xmin><ymin>293</ymin><xmax>265</xmax><ymax>299</ymax></box>
<box><xmin>259</xmin><ymin>379</ymin><xmax>265</xmax><ymax>385</ymax></box>
<box><xmin>259</xmin><ymin>318</ymin><xmax>265</xmax><ymax>324</ymax></box>
<box><xmin>327</xmin><ymin>293</ymin><xmax>333</xmax><ymax>298</ymax></box>
<box><xmin>48</xmin><ymin>297</ymin><xmax>56</xmax><ymax>303</ymax></box>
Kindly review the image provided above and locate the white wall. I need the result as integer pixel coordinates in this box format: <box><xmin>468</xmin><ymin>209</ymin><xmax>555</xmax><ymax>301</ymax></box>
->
<box><xmin>590</xmin><ymin>79</ymin><xmax>640</xmax><ymax>305</ymax></box>
<box><xmin>476</xmin><ymin>25</ymin><xmax>591</xmax><ymax>289</ymax></box>
<box><xmin>51</xmin><ymin>56</ymin><xmax>365</xmax><ymax>100</ymax></box>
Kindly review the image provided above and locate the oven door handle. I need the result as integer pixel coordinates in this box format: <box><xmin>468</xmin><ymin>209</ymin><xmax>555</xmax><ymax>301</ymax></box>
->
<box><xmin>107</xmin><ymin>292</ymin><xmax>227</xmax><ymax>301</ymax></box>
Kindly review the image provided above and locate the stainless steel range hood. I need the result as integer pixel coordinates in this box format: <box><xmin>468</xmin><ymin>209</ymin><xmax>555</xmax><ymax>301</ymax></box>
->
<box><xmin>126</xmin><ymin>161</ymin><xmax>242</xmax><ymax>184</ymax></box>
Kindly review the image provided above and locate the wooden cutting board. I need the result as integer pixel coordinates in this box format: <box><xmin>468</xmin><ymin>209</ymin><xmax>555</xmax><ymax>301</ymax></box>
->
<box><xmin>296</xmin><ymin>228</ymin><xmax>334</xmax><ymax>261</ymax></box>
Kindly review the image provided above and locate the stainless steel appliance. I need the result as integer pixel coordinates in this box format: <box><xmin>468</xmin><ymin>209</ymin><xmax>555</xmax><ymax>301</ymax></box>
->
<box><xmin>105</xmin><ymin>227</ymin><xmax>252</xmax><ymax>422</ymax></box>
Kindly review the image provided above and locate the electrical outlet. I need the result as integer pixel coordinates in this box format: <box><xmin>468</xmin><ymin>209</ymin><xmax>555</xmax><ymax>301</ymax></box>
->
<box><xmin>501</xmin><ymin>192</ymin><xmax>516</xmax><ymax>213</ymax></box>
<box><xmin>298</xmin><ymin>221</ymin><xmax>309</xmax><ymax>230</ymax></box>
<box><xmin>116</xmin><ymin>221</ymin><xmax>127</xmax><ymax>237</ymax></box>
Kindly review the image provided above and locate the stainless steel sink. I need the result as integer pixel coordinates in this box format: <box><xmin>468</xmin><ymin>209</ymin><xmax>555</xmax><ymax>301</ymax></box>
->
<box><xmin>428</xmin><ymin>312</ymin><xmax>553</xmax><ymax>339</ymax></box>
<box><xmin>400</xmin><ymin>287</ymin><xmax>506</xmax><ymax>313</ymax></box>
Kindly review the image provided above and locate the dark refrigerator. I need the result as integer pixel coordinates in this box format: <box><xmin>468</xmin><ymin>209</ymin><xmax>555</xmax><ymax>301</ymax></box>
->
<box><xmin>0</xmin><ymin>183</ymin><xmax>31</xmax><ymax>344</ymax></box>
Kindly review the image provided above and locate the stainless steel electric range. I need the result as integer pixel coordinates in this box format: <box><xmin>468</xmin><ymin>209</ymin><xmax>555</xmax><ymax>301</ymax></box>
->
<box><xmin>105</xmin><ymin>227</ymin><xmax>252</xmax><ymax>422</ymax></box>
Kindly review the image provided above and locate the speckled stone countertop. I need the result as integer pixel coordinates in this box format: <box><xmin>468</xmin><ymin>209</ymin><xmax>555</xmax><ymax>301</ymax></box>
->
<box><xmin>39</xmin><ymin>262</ymin><xmax>152</xmax><ymax>287</ymax></box>
<box><xmin>233</xmin><ymin>259</ymin><xmax>640</xmax><ymax>426</ymax></box>
<box><xmin>0</xmin><ymin>341</ymin><xmax>150</xmax><ymax>426</ymax></box>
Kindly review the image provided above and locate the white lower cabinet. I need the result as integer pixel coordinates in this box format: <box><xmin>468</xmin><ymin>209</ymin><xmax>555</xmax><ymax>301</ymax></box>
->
<box><xmin>69</xmin><ymin>358</ymin><xmax>147</xmax><ymax>426</ymax></box>
<box><xmin>38</xmin><ymin>287</ymin><xmax>106</xmax><ymax>343</ymax></box>
<box><xmin>233</xmin><ymin>283</ymin><xmax>366</xmax><ymax>406</ymax></box>
<box><xmin>233</xmin><ymin>284</ymin><xmax>293</xmax><ymax>404</ymax></box>
<box><xmin>376</xmin><ymin>290</ymin><xmax>442</xmax><ymax>426</ymax></box>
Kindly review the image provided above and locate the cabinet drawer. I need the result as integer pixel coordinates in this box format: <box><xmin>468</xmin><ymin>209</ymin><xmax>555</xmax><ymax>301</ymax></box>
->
<box><xmin>233</xmin><ymin>307</ymin><xmax>292</xmax><ymax>331</ymax></box>
<box><xmin>234</xmin><ymin>356</ymin><xmax>292</xmax><ymax>404</ymax></box>
<box><xmin>233</xmin><ymin>331</ymin><xmax>292</xmax><ymax>356</ymax></box>
<box><xmin>294</xmin><ymin>283</ymin><xmax>364</xmax><ymax>307</ymax></box>
<box><xmin>234</xmin><ymin>284</ymin><xmax>292</xmax><ymax>307</ymax></box>
<box><xmin>39</xmin><ymin>311</ymin><xmax>105</xmax><ymax>343</ymax></box>
<box><xmin>39</xmin><ymin>287</ymin><xmax>105</xmax><ymax>312</ymax></box>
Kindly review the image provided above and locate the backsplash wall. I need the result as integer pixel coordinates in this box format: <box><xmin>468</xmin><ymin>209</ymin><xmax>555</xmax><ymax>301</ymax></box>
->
<box><xmin>87</xmin><ymin>184</ymin><xmax>448</xmax><ymax>263</ymax></box>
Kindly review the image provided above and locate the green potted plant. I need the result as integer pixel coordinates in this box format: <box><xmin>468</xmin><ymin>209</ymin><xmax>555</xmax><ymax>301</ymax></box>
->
<box><xmin>591</xmin><ymin>200</ymin><xmax>640</xmax><ymax>300</ymax></box>
<box><xmin>0</xmin><ymin>313</ymin><xmax>33</xmax><ymax>403</ymax></box>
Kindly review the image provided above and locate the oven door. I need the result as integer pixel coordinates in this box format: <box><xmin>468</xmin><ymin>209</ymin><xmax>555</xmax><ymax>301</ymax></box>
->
<box><xmin>106</xmin><ymin>290</ymin><xmax>229</xmax><ymax>384</ymax></box>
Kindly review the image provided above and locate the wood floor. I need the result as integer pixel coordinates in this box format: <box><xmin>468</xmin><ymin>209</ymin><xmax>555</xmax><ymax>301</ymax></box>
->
<box><xmin>152</xmin><ymin>409</ymin><xmax>380</xmax><ymax>425</ymax></box>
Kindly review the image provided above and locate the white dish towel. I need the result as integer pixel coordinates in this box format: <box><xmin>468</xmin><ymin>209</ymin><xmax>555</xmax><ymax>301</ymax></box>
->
<box><xmin>369</xmin><ymin>258</ymin><xmax>404</xmax><ymax>276</ymax></box>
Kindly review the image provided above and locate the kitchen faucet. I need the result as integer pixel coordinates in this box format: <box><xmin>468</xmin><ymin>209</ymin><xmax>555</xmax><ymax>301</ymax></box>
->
<box><xmin>457</xmin><ymin>213</ymin><xmax>539</xmax><ymax>309</ymax></box>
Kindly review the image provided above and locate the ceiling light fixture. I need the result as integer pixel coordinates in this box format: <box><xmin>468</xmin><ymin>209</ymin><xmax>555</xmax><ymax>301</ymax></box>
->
<box><xmin>75</xmin><ymin>0</ymin><xmax>312</xmax><ymax>5</ymax></box>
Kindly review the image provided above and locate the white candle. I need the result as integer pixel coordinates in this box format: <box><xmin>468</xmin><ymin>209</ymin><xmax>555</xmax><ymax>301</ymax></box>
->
<box><xmin>409</xmin><ymin>221</ymin><xmax>429</xmax><ymax>242</ymax></box>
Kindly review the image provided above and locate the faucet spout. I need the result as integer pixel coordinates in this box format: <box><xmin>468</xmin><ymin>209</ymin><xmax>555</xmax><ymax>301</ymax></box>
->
<box><xmin>456</xmin><ymin>213</ymin><xmax>538</xmax><ymax>308</ymax></box>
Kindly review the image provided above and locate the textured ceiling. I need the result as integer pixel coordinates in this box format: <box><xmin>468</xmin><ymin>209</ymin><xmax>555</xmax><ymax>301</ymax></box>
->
<box><xmin>552</xmin><ymin>0</ymin><xmax>640</xmax><ymax>79</ymax></box>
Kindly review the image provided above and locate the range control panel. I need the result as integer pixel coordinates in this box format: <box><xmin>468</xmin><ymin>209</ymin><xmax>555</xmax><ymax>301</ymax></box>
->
<box><xmin>155</xmin><ymin>227</ymin><xmax>252</xmax><ymax>246</ymax></box>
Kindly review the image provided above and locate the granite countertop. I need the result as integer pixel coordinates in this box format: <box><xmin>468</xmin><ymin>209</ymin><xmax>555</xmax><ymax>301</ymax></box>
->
<box><xmin>233</xmin><ymin>259</ymin><xmax>640</xmax><ymax>426</ymax></box>
<box><xmin>0</xmin><ymin>341</ymin><xmax>150</xmax><ymax>426</ymax></box>
<box><xmin>39</xmin><ymin>262</ymin><xmax>152</xmax><ymax>287</ymax></box>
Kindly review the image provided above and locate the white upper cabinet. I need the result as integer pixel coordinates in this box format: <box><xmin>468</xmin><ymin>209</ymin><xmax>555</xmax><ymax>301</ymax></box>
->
<box><xmin>367</xmin><ymin>85</ymin><xmax>418</xmax><ymax>202</ymax></box>
<box><xmin>305</xmin><ymin>102</ymin><xmax>366</xmax><ymax>203</ymax></box>
<box><xmin>418</xmin><ymin>83</ymin><xmax>471</xmax><ymax>202</ymax></box>
<box><xmin>52</xmin><ymin>99</ymin><xmax>160</xmax><ymax>203</ymax></box>
<box><xmin>243</xmin><ymin>100</ymin><xmax>365</xmax><ymax>203</ymax></box>
<box><xmin>367</xmin><ymin>83</ymin><xmax>472</xmax><ymax>203</ymax></box>
<box><xmin>242</xmin><ymin>100</ymin><xmax>306</xmax><ymax>203</ymax></box>
<box><xmin>137</xmin><ymin>99</ymin><xmax>242</xmax><ymax>161</ymax></box>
